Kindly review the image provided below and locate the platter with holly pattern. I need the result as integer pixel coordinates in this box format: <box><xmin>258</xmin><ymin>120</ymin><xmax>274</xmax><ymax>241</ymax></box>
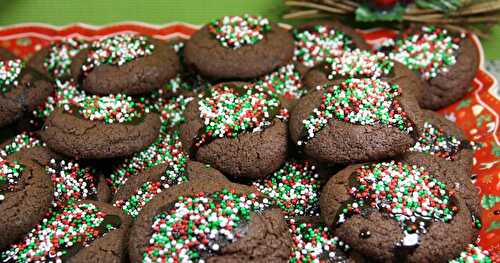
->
<box><xmin>0</xmin><ymin>22</ymin><xmax>497</xmax><ymax>253</ymax></box>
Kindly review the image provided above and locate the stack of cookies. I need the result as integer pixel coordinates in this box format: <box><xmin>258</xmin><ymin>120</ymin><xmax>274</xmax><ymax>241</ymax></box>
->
<box><xmin>0</xmin><ymin>14</ymin><xmax>496</xmax><ymax>263</ymax></box>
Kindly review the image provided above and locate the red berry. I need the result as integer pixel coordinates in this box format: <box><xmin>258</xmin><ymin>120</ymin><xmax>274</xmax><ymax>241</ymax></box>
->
<box><xmin>373</xmin><ymin>0</ymin><xmax>398</xmax><ymax>9</ymax></box>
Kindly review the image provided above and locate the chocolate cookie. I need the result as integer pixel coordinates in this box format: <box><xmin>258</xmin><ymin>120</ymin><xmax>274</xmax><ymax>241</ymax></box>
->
<box><xmin>450</xmin><ymin>244</ymin><xmax>498</xmax><ymax>262</ymax></box>
<box><xmin>28</xmin><ymin>38</ymin><xmax>88</xmax><ymax>79</ymax></box>
<box><xmin>71</xmin><ymin>34</ymin><xmax>180</xmax><ymax>95</ymax></box>
<box><xmin>184</xmin><ymin>14</ymin><xmax>294</xmax><ymax>80</ymax></box>
<box><xmin>0</xmin><ymin>155</ymin><xmax>53</xmax><ymax>250</ymax></box>
<box><xmin>293</xmin><ymin>21</ymin><xmax>369</xmax><ymax>74</ymax></box>
<box><xmin>0</xmin><ymin>132</ymin><xmax>46</xmax><ymax>158</ymax></box>
<box><xmin>1</xmin><ymin>201</ymin><xmax>131</xmax><ymax>262</ymax></box>
<box><xmin>18</xmin><ymin>79</ymin><xmax>86</xmax><ymax>131</ymax></box>
<box><xmin>113</xmin><ymin>160</ymin><xmax>228</xmax><ymax>218</ymax></box>
<box><xmin>389</xmin><ymin>26</ymin><xmax>479</xmax><ymax>109</ymax></box>
<box><xmin>155</xmin><ymin>95</ymin><xmax>194</xmax><ymax>134</ymax></box>
<box><xmin>288</xmin><ymin>219</ymin><xmax>362</xmax><ymax>263</ymax></box>
<box><xmin>289</xmin><ymin>74</ymin><xmax>421</xmax><ymax>164</ymax></box>
<box><xmin>0</xmin><ymin>47</ymin><xmax>16</xmax><ymax>60</ymax></box>
<box><xmin>399</xmin><ymin>110</ymin><xmax>479</xmax><ymax>226</ymax></box>
<box><xmin>2</xmin><ymin>136</ymin><xmax>100</xmax><ymax>211</ymax></box>
<box><xmin>45</xmin><ymin>159</ymin><xmax>98</xmax><ymax>210</ymax></box>
<box><xmin>41</xmin><ymin>93</ymin><xmax>161</xmax><ymax>159</ymax></box>
<box><xmin>129</xmin><ymin>181</ymin><xmax>292</xmax><ymax>262</ymax></box>
<box><xmin>108</xmin><ymin>133</ymin><xmax>188</xmax><ymax>192</ymax></box>
<box><xmin>0</xmin><ymin>58</ymin><xmax>54</xmax><ymax>128</ymax></box>
<box><xmin>156</xmin><ymin>40</ymin><xmax>212</xmax><ymax>99</ymax></box>
<box><xmin>320</xmin><ymin>161</ymin><xmax>477</xmax><ymax>262</ymax></box>
<box><xmin>178</xmin><ymin>82</ymin><xmax>289</xmax><ymax>179</ymax></box>
<box><xmin>252</xmin><ymin>160</ymin><xmax>321</xmax><ymax>217</ymax></box>
<box><xmin>255</xmin><ymin>63</ymin><xmax>306</xmax><ymax>109</ymax></box>
<box><xmin>303</xmin><ymin>49</ymin><xmax>400</xmax><ymax>90</ymax></box>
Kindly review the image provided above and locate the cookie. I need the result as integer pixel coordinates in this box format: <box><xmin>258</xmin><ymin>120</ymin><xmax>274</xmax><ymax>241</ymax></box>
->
<box><xmin>45</xmin><ymin>159</ymin><xmax>98</xmax><ymax>210</ymax></box>
<box><xmin>320</xmin><ymin>161</ymin><xmax>477</xmax><ymax>262</ymax></box>
<box><xmin>41</xmin><ymin>93</ymin><xmax>161</xmax><ymax>159</ymax></box>
<box><xmin>252</xmin><ymin>160</ymin><xmax>321</xmax><ymax>217</ymax></box>
<box><xmin>0</xmin><ymin>47</ymin><xmax>16</xmax><ymax>60</ymax></box>
<box><xmin>303</xmin><ymin>49</ymin><xmax>399</xmax><ymax>90</ymax></box>
<box><xmin>2</xmin><ymin>136</ymin><xmax>99</xmax><ymax>211</ymax></box>
<box><xmin>0</xmin><ymin>155</ymin><xmax>53</xmax><ymax>250</ymax></box>
<box><xmin>288</xmin><ymin>219</ymin><xmax>362</xmax><ymax>263</ymax></box>
<box><xmin>113</xmin><ymin>160</ymin><xmax>228</xmax><ymax>218</ymax></box>
<box><xmin>255</xmin><ymin>63</ymin><xmax>306</xmax><ymax>109</ymax></box>
<box><xmin>15</xmin><ymin>79</ymin><xmax>86</xmax><ymax>131</ymax></box>
<box><xmin>289</xmin><ymin>75</ymin><xmax>421</xmax><ymax>164</ymax></box>
<box><xmin>71</xmin><ymin>34</ymin><xmax>180</xmax><ymax>95</ymax></box>
<box><xmin>155</xmin><ymin>95</ymin><xmax>194</xmax><ymax>134</ymax></box>
<box><xmin>293</xmin><ymin>21</ymin><xmax>369</xmax><ymax>74</ymax></box>
<box><xmin>158</xmin><ymin>72</ymin><xmax>212</xmax><ymax>99</ymax></box>
<box><xmin>399</xmin><ymin>110</ymin><xmax>480</xmax><ymax>223</ymax></box>
<box><xmin>184</xmin><ymin>14</ymin><xmax>294</xmax><ymax>80</ymax></box>
<box><xmin>108</xmin><ymin>133</ymin><xmax>188</xmax><ymax>192</ymax></box>
<box><xmin>0</xmin><ymin>132</ymin><xmax>46</xmax><ymax>158</ymax></box>
<box><xmin>389</xmin><ymin>26</ymin><xmax>479</xmax><ymax>109</ymax></box>
<box><xmin>156</xmin><ymin>40</ymin><xmax>212</xmax><ymax>99</ymax></box>
<box><xmin>450</xmin><ymin>244</ymin><xmax>498</xmax><ymax>262</ymax></box>
<box><xmin>178</xmin><ymin>82</ymin><xmax>289</xmax><ymax>179</ymax></box>
<box><xmin>27</xmin><ymin>38</ymin><xmax>88</xmax><ymax>79</ymax></box>
<box><xmin>1</xmin><ymin>201</ymin><xmax>131</xmax><ymax>262</ymax></box>
<box><xmin>129</xmin><ymin>181</ymin><xmax>292</xmax><ymax>262</ymax></box>
<box><xmin>0</xmin><ymin>58</ymin><xmax>54</xmax><ymax>128</ymax></box>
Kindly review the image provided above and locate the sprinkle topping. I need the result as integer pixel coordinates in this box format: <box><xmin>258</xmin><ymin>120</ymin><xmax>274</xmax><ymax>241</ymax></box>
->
<box><xmin>114</xmin><ymin>165</ymin><xmax>189</xmax><ymax>218</ymax></box>
<box><xmin>160</xmin><ymin>73</ymin><xmax>211</xmax><ymax>97</ymax></box>
<box><xmin>450</xmin><ymin>244</ymin><xmax>497</xmax><ymax>263</ymax></box>
<box><xmin>144</xmin><ymin>189</ymin><xmax>269</xmax><ymax>262</ymax></box>
<box><xmin>253</xmin><ymin>161</ymin><xmax>320</xmax><ymax>217</ymax></box>
<box><xmin>44</xmin><ymin>38</ymin><xmax>88</xmax><ymax>78</ymax></box>
<box><xmin>289</xmin><ymin>220</ymin><xmax>350</xmax><ymax>263</ymax></box>
<box><xmin>195</xmin><ymin>84</ymin><xmax>288</xmax><ymax>149</ymax></box>
<box><xmin>337</xmin><ymin>161</ymin><xmax>456</xmax><ymax>247</ymax></box>
<box><xmin>1</xmin><ymin>203</ymin><xmax>121</xmax><ymax>262</ymax></box>
<box><xmin>114</xmin><ymin>181</ymin><xmax>163</xmax><ymax>219</ymax></box>
<box><xmin>410</xmin><ymin>122</ymin><xmax>462</xmax><ymax>160</ymax></box>
<box><xmin>1</xmin><ymin>133</ymin><xmax>44</xmax><ymax>157</ymax></box>
<box><xmin>157</xmin><ymin>95</ymin><xmax>194</xmax><ymax>134</ymax></box>
<box><xmin>82</xmin><ymin>34</ymin><xmax>154</xmax><ymax>75</ymax></box>
<box><xmin>390</xmin><ymin>26</ymin><xmax>464</xmax><ymax>80</ymax></box>
<box><xmin>209</xmin><ymin>15</ymin><xmax>271</xmax><ymax>49</ymax></box>
<box><xmin>294</xmin><ymin>25</ymin><xmax>353</xmax><ymax>67</ymax></box>
<box><xmin>109</xmin><ymin>133</ymin><xmax>187</xmax><ymax>192</ymax></box>
<box><xmin>68</xmin><ymin>93</ymin><xmax>146</xmax><ymax>124</ymax></box>
<box><xmin>46</xmin><ymin>159</ymin><xmax>97</xmax><ymax>209</ymax></box>
<box><xmin>0</xmin><ymin>59</ymin><xmax>24</xmax><ymax>94</ymax></box>
<box><xmin>34</xmin><ymin>79</ymin><xmax>86</xmax><ymax>119</ymax></box>
<box><xmin>329</xmin><ymin>49</ymin><xmax>394</xmax><ymax>79</ymax></box>
<box><xmin>0</xmin><ymin>159</ymin><xmax>24</xmax><ymax>203</ymax></box>
<box><xmin>257</xmin><ymin>63</ymin><xmax>305</xmax><ymax>99</ymax></box>
<box><xmin>300</xmin><ymin>78</ymin><xmax>412</xmax><ymax>145</ymax></box>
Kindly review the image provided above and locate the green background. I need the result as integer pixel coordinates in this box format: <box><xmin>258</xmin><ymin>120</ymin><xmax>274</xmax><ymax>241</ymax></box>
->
<box><xmin>0</xmin><ymin>0</ymin><xmax>498</xmax><ymax>59</ymax></box>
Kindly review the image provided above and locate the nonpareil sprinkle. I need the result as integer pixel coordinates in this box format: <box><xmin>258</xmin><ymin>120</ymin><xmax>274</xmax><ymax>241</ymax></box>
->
<box><xmin>209</xmin><ymin>14</ymin><xmax>272</xmax><ymax>49</ymax></box>
<box><xmin>82</xmin><ymin>34</ymin><xmax>154</xmax><ymax>75</ymax></box>
<box><xmin>0</xmin><ymin>59</ymin><xmax>24</xmax><ymax>94</ymax></box>
<box><xmin>300</xmin><ymin>78</ymin><xmax>412</xmax><ymax>145</ymax></box>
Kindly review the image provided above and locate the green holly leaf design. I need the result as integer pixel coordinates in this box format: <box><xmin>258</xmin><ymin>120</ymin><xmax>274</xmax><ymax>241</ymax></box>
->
<box><xmin>456</xmin><ymin>98</ymin><xmax>471</xmax><ymax>109</ymax></box>
<box><xmin>476</xmin><ymin>114</ymin><xmax>492</xmax><ymax>128</ymax></box>
<box><xmin>481</xmin><ymin>195</ymin><xmax>500</xmax><ymax>209</ymax></box>
<box><xmin>492</xmin><ymin>144</ymin><xmax>500</xmax><ymax>157</ymax></box>
<box><xmin>355</xmin><ymin>3</ymin><xmax>405</xmax><ymax>22</ymax></box>
<box><xmin>486</xmin><ymin>220</ymin><xmax>500</xmax><ymax>232</ymax></box>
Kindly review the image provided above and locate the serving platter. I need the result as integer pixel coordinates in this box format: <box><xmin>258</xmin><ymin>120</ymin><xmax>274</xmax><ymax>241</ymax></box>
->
<box><xmin>0</xmin><ymin>22</ymin><xmax>498</xmax><ymax>252</ymax></box>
